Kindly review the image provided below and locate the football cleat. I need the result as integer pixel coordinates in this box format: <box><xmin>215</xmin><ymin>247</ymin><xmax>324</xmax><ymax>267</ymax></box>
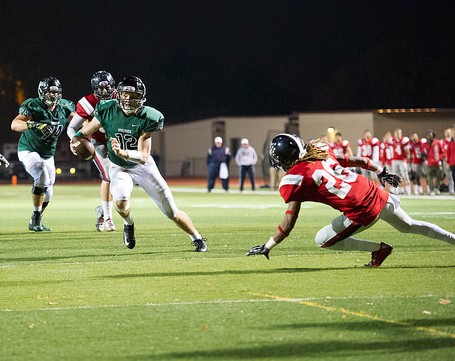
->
<box><xmin>123</xmin><ymin>224</ymin><xmax>136</xmax><ymax>249</ymax></box>
<box><xmin>365</xmin><ymin>242</ymin><xmax>393</xmax><ymax>267</ymax></box>
<box><xmin>104</xmin><ymin>218</ymin><xmax>116</xmax><ymax>232</ymax></box>
<box><xmin>28</xmin><ymin>211</ymin><xmax>43</xmax><ymax>232</ymax></box>
<box><xmin>95</xmin><ymin>205</ymin><xmax>104</xmax><ymax>232</ymax></box>
<box><xmin>28</xmin><ymin>211</ymin><xmax>51</xmax><ymax>231</ymax></box>
<box><xmin>192</xmin><ymin>238</ymin><xmax>208</xmax><ymax>252</ymax></box>
<box><xmin>41</xmin><ymin>223</ymin><xmax>52</xmax><ymax>232</ymax></box>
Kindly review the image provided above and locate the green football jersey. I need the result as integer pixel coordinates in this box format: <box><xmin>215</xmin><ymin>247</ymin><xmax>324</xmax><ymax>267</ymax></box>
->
<box><xmin>17</xmin><ymin>98</ymin><xmax>75</xmax><ymax>159</ymax></box>
<box><xmin>95</xmin><ymin>100</ymin><xmax>164</xmax><ymax>168</ymax></box>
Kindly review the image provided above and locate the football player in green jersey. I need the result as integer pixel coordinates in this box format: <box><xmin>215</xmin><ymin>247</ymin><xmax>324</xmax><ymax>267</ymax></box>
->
<box><xmin>11</xmin><ymin>76</ymin><xmax>75</xmax><ymax>231</ymax></box>
<box><xmin>71</xmin><ymin>76</ymin><xmax>207</xmax><ymax>252</ymax></box>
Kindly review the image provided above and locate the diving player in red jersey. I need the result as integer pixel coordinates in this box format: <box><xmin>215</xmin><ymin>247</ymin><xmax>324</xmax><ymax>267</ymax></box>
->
<box><xmin>246</xmin><ymin>133</ymin><xmax>455</xmax><ymax>267</ymax></box>
<box><xmin>67</xmin><ymin>71</ymin><xmax>116</xmax><ymax>231</ymax></box>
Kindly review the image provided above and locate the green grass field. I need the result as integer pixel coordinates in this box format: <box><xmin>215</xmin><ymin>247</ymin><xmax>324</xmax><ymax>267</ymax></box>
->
<box><xmin>1</xmin><ymin>183</ymin><xmax>454</xmax><ymax>360</ymax></box>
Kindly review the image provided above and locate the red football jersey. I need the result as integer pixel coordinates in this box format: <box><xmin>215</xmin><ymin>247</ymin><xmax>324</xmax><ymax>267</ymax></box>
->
<box><xmin>75</xmin><ymin>93</ymin><xmax>107</xmax><ymax>145</ymax></box>
<box><xmin>447</xmin><ymin>139</ymin><xmax>455</xmax><ymax>166</ymax></box>
<box><xmin>409</xmin><ymin>139</ymin><xmax>426</xmax><ymax>165</ymax></box>
<box><xmin>379</xmin><ymin>140</ymin><xmax>393</xmax><ymax>166</ymax></box>
<box><xmin>279</xmin><ymin>150</ymin><xmax>389</xmax><ymax>226</ymax></box>
<box><xmin>329</xmin><ymin>139</ymin><xmax>351</xmax><ymax>157</ymax></box>
<box><xmin>392</xmin><ymin>136</ymin><xmax>410</xmax><ymax>161</ymax></box>
<box><xmin>425</xmin><ymin>139</ymin><xmax>445</xmax><ymax>166</ymax></box>
<box><xmin>357</xmin><ymin>137</ymin><xmax>379</xmax><ymax>161</ymax></box>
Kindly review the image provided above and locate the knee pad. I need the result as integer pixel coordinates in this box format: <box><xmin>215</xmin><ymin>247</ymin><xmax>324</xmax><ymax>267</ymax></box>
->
<box><xmin>32</xmin><ymin>185</ymin><xmax>47</xmax><ymax>196</ymax></box>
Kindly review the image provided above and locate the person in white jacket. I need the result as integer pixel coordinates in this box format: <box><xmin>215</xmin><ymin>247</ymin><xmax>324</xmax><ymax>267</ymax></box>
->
<box><xmin>235</xmin><ymin>138</ymin><xmax>257</xmax><ymax>191</ymax></box>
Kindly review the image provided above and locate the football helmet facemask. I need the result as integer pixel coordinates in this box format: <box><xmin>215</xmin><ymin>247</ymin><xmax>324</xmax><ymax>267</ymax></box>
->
<box><xmin>91</xmin><ymin>71</ymin><xmax>115</xmax><ymax>99</ymax></box>
<box><xmin>38</xmin><ymin>76</ymin><xmax>62</xmax><ymax>107</ymax></box>
<box><xmin>116</xmin><ymin>76</ymin><xmax>146</xmax><ymax>115</ymax></box>
<box><xmin>269</xmin><ymin>133</ymin><xmax>306</xmax><ymax>171</ymax></box>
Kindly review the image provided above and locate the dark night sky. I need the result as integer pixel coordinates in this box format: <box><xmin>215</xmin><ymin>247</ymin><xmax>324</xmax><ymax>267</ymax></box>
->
<box><xmin>1</xmin><ymin>0</ymin><xmax>455</xmax><ymax>124</ymax></box>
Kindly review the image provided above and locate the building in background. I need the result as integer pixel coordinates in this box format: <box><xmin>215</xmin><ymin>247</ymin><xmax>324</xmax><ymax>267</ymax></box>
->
<box><xmin>3</xmin><ymin>108</ymin><xmax>455</xmax><ymax>181</ymax></box>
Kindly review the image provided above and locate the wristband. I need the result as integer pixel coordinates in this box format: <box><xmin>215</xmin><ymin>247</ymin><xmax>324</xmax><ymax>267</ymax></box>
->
<box><xmin>265</xmin><ymin>237</ymin><xmax>277</xmax><ymax>250</ymax></box>
<box><xmin>74</xmin><ymin>131</ymin><xmax>84</xmax><ymax>138</ymax></box>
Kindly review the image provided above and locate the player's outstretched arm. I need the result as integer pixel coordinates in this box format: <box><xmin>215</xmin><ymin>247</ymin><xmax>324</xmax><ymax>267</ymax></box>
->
<box><xmin>337</xmin><ymin>155</ymin><xmax>401</xmax><ymax>188</ymax></box>
<box><xmin>246</xmin><ymin>201</ymin><xmax>301</xmax><ymax>259</ymax></box>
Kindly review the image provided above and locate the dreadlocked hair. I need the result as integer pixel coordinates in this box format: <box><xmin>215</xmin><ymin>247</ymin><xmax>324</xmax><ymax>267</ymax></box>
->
<box><xmin>300</xmin><ymin>139</ymin><xmax>329</xmax><ymax>162</ymax></box>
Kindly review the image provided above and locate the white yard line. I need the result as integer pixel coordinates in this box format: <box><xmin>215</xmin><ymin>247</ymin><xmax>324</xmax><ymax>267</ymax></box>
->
<box><xmin>0</xmin><ymin>294</ymin><xmax>447</xmax><ymax>313</ymax></box>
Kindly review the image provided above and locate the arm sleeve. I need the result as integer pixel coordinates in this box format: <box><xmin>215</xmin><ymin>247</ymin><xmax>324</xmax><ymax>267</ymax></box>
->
<box><xmin>67</xmin><ymin>113</ymin><xmax>86</xmax><ymax>138</ymax></box>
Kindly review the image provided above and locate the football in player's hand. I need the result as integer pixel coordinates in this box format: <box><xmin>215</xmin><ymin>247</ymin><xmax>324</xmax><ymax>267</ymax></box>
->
<box><xmin>71</xmin><ymin>137</ymin><xmax>95</xmax><ymax>161</ymax></box>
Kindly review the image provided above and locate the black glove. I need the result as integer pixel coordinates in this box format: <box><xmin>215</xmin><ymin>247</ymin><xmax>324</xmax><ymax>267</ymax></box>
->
<box><xmin>0</xmin><ymin>154</ymin><xmax>9</xmax><ymax>168</ymax></box>
<box><xmin>378</xmin><ymin>167</ymin><xmax>401</xmax><ymax>188</ymax></box>
<box><xmin>246</xmin><ymin>244</ymin><xmax>270</xmax><ymax>259</ymax></box>
<box><xmin>27</xmin><ymin>121</ymin><xmax>54</xmax><ymax>137</ymax></box>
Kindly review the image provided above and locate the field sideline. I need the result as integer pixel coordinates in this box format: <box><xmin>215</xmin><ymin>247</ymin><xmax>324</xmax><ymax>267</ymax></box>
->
<box><xmin>1</xmin><ymin>183</ymin><xmax>454</xmax><ymax>360</ymax></box>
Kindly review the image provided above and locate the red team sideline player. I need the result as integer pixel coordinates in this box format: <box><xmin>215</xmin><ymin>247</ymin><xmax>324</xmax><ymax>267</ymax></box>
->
<box><xmin>357</xmin><ymin>129</ymin><xmax>380</xmax><ymax>182</ymax></box>
<box><xmin>67</xmin><ymin>71</ymin><xmax>117</xmax><ymax>231</ymax></box>
<box><xmin>391</xmin><ymin>128</ymin><xmax>411</xmax><ymax>195</ymax></box>
<box><xmin>247</xmin><ymin>133</ymin><xmax>455</xmax><ymax>267</ymax></box>
<box><xmin>409</xmin><ymin>132</ymin><xmax>428</xmax><ymax>195</ymax></box>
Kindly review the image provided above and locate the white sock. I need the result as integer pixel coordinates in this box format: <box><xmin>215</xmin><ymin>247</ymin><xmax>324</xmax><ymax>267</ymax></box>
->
<box><xmin>189</xmin><ymin>232</ymin><xmax>202</xmax><ymax>241</ymax></box>
<box><xmin>102</xmin><ymin>201</ymin><xmax>114</xmax><ymax>219</ymax></box>
<box><xmin>123</xmin><ymin>216</ymin><xmax>134</xmax><ymax>226</ymax></box>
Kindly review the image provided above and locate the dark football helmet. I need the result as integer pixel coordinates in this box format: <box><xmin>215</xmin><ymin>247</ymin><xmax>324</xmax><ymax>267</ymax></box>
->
<box><xmin>38</xmin><ymin>77</ymin><xmax>62</xmax><ymax>107</ymax></box>
<box><xmin>269</xmin><ymin>133</ymin><xmax>306</xmax><ymax>171</ymax></box>
<box><xmin>91</xmin><ymin>71</ymin><xmax>115</xmax><ymax>99</ymax></box>
<box><xmin>116</xmin><ymin>76</ymin><xmax>146</xmax><ymax>115</ymax></box>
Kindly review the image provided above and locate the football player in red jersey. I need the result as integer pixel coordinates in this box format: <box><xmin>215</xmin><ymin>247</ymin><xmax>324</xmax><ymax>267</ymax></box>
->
<box><xmin>442</xmin><ymin>128</ymin><xmax>454</xmax><ymax>194</ymax></box>
<box><xmin>409</xmin><ymin>132</ymin><xmax>428</xmax><ymax>195</ymax></box>
<box><xmin>391</xmin><ymin>128</ymin><xmax>411</xmax><ymax>195</ymax></box>
<box><xmin>356</xmin><ymin>129</ymin><xmax>380</xmax><ymax>183</ymax></box>
<box><xmin>424</xmin><ymin>130</ymin><xmax>446</xmax><ymax>196</ymax></box>
<box><xmin>329</xmin><ymin>132</ymin><xmax>353</xmax><ymax>157</ymax></box>
<box><xmin>67</xmin><ymin>71</ymin><xmax>116</xmax><ymax>231</ymax></box>
<box><xmin>447</xmin><ymin>126</ymin><xmax>455</xmax><ymax>195</ymax></box>
<box><xmin>246</xmin><ymin>133</ymin><xmax>455</xmax><ymax>267</ymax></box>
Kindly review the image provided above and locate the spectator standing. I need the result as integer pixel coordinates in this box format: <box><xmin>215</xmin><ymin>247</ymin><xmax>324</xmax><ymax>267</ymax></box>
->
<box><xmin>207</xmin><ymin>136</ymin><xmax>231</xmax><ymax>192</ymax></box>
<box><xmin>424</xmin><ymin>130</ymin><xmax>445</xmax><ymax>196</ymax></box>
<box><xmin>235</xmin><ymin>138</ymin><xmax>258</xmax><ymax>191</ymax></box>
